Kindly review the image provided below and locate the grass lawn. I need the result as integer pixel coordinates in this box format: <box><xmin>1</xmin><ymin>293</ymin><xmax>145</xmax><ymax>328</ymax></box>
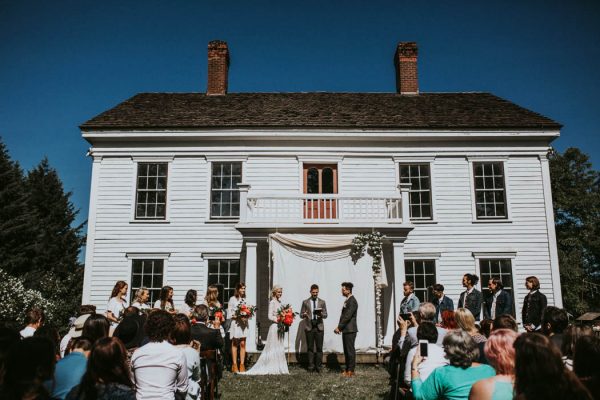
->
<box><xmin>218</xmin><ymin>365</ymin><xmax>391</xmax><ymax>400</ymax></box>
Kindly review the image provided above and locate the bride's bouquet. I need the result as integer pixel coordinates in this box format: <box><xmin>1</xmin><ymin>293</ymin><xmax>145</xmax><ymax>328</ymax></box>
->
<box><xmin>234</xmin><ymin>302</ymin><xmax>256</xmax><ymax>319</ymax></box>
<box><xmin>276</xmin><ymin>304</ymin><xmax>298</xmax><ymax>336</ymax></box>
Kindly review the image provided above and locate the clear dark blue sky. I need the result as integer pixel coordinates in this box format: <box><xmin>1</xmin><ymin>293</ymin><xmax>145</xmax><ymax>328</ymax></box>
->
<box><xmin>1</xmin><ymin>0</ymin><xmax>599</xmax><ymax>227</ymax></box>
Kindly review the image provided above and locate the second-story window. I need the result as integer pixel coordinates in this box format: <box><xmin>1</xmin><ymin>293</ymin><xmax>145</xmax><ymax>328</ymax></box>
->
<box><xmin>399</xmin><ymin>164</ymin><xmax>432</xmax><ymax>220</ymax></box>
<box><xmin>135</xmin><ymin>163</ymin><xmax>168</xmax><ymax>219</ymax></box>
<box><xmin>211</xmin><ymin>162</ymin><xmax>242</xmax><ymax>219</ymax></box>
<box><xmin>473</xmin><ymin>162</ymin><xmax>507</xmax><ymax>219</ymax></box>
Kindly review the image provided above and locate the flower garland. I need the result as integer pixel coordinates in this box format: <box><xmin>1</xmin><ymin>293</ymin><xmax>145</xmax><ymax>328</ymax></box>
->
<box><xmin>351</xmin><ymin>231</ymin><xmax>385</xmax><ymax>357</ymax></box>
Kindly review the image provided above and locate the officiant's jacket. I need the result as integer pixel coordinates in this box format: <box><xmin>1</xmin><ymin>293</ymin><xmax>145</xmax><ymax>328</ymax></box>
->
<box><xmin>338</xmin><ymin>295</ymin><xmax>358</xmax><ymax>333</ymax></box>
<box><xmin>300</xmin><ymin>298</ymin><xmax>328</xmax><ymax>331</ymax></box>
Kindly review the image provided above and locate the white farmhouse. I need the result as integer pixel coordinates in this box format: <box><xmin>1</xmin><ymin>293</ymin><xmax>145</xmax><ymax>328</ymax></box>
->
<box><xmin>80</xmin><ymin>41</ymin><xmax>562</xmax><ymax>353</ymax></box>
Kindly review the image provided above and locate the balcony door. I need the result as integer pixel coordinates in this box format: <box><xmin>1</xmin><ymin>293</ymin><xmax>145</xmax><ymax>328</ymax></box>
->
<box><xmin>303</xmin><ymin>164</ymin><xmax>338</xmax><ymax>220</ymax></box>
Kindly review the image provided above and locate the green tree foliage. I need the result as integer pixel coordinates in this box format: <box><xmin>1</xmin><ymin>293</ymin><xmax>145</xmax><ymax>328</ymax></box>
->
<box><xmin>550</xmin><ymin>147</ymin><xmax>600</xmax><ymax>315</ymax></box>
<box><xmin>0</xmin><ymin>138</ymin><xmax>84</xmax><ymax>330</ymax></box>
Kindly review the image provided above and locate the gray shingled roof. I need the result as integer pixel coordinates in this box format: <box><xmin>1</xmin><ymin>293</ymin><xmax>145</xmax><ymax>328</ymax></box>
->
<box><xmin>80</xmin><ymin>92</ymin><xmax>561</xmax><ymax>131</ymax></box>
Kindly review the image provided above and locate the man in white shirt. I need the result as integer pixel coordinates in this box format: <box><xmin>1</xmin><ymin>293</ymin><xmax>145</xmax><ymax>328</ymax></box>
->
<box><xmin>404</xmin><ymin>321</ymin><xmax>448</xmax><ymax>385</ymax></box>
<box><xmin>131</xmin><ymin>309</ymin><xmax>188</xmax><ymax>399</ymax></box>
<box><xmin>20</xmin><ymin>307</ymin><xmax>44</xmax><ymax>338</ymax></box>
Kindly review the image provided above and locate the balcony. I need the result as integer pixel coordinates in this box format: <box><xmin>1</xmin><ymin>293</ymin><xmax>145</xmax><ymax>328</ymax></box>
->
<box><xmin>236</xmin><ymin>183</ymin><xmax>413</xmax><ymax>232</ymax></box>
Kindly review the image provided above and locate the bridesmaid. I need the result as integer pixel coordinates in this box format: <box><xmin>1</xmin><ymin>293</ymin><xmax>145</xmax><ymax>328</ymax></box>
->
<box><xmin>204</xmin><ymin>285</ymin><xmax>225</xmax><ymax>332</ymax></box>
<box><xmin>106</xmin><ymin>281</ymin><xmax>128</xmax><ymax>327</ymax></box>
<box><xmin>153</xmin><ymin>286</ymin><xmax>176</xmax><ymax>314</ymax></box>
<box><xmin>227</xmin><ymin>283</ymin><xmax>248</xmax><ymax>373</ymax></box>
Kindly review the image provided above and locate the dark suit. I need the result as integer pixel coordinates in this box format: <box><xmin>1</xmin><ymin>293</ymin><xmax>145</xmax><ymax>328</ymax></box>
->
<box><xmin>522</xmin><ymin>290</ymin><xmax>547</xmax><ymax>328</ymax></box>
<box><xmin>300</xmin><ymin>297</ymin><xmax>327</xmax><ymax>370</ymax></box>
<box><xmin>338</xmin><ymin>295</ymin><xmax>358</xmax><ymax>372</ymax></box>
<box><xmin>458</xmin><ymin>288</ymin><xmax>483</xmax><ymax>320</ymax></box>
<box><xmin>191</xmin><ymin>322</ymin><xmax>224</xmax><ymax>351</ymax></box>
<box><xmin>432</xmin><ymin>295</ymin><xmax>454</xmax><ymax>323</ymax></box>
<box><xmin>483</xmin><ymin>289</ymin><xmax>513</xmax><ymax>319</ymax></box>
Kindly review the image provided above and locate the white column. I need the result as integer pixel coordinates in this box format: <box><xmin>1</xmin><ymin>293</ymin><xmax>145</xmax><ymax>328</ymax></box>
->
<box><xmin>387</xmin><ymin>242</ymin><xmax>406</xmax><ymax>341</ymax></box>
<box><xmin>237</xmin><ymin>183</ymin><xmax>251</xmax><ymax>223</ymax></box>
<box><xmin>398</xmin><ymin>183</ymin><xmax>412</xmax><ymax>224</ymax></box>
<box><xmin>245</xmin><ymin>241</ymin><xmax>258</xmax><ymax>352</ymax></box>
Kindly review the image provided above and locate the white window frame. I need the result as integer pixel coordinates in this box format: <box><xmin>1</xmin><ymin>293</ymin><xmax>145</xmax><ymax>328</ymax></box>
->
<box><xmin>129</xmin><ymin>157</ymin><xmax>173</xmax><ymax>223</ymax></box>
<box><xmin>202</xmin><ymin>252</ymin><xmax>241</xmax><ymax>309</ymax></box>
<box><xmin>206</xmin><ymin>157</ymin><xmax>247</xmax><ymax>222</ymax></box>
<box><xmin>296</xmin><ymin>156</ymin><xmax>343</xmax><ymax>195</ymax></box>
<box><xmin>126</xmin><ymin>252</ymin><xmax>171</xmax><ymax>305</ymax></box>
<box><xmin>404</xmin><ymin>253</ymin><xmax>440</xmax><ymax>303</ymax></box>
<box><xmin>396</xmin><ymin>158</ymin><xmax>436</xmax><ymax>223</ymax></box>
<box><xmin>473</xmin><ymin>251</ymin><xmax>518</xmax><ymax>320</ymax></box>
<box><xmin>467</xmin><ymin>157</ymin><xmax>512</xmax><ymax>223</ymax></box>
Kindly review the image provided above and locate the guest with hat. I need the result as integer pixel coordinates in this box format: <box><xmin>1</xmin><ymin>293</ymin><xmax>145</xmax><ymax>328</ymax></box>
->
<box><xmin>114</xmin><ymin>312</ymin><xmax>147</xmax><ymax>367</ymax></box>
<box><xmin>59</xmin><ymin>305</ymin><xmax>96</xmax><ymax>358</ymax></box>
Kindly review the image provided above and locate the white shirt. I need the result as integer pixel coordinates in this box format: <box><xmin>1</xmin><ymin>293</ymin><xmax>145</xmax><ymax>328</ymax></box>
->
<box><xmin>132</xmin><ymin>301</ymin><xmax>151</xmax><ymax>310</ymax></box>
<box><xmin>107</xmin><ymin>297</ymin><xmax>128</xmax><ymax>326</ymax></box>
<box><xmin>153</xmin><ymin>299</ymin><xmax>175</xmax><ymax>312</ymax></box>
<box><xmin>491</xmin><ymin>290</ymin><xmax>501</xmax><ymax>319</ymax></box>
<box><xmin>404</xmin><ymin>342</ymin><xmax>448</xmax><ymax>385</ymax></box>
<box><xmin>20</xmin><ymin>326</ymin><xmax>36</xmax><ymax>338</ymax></box>
<box><xmin>131</xmin><ymin>341</ymin><xmax>189</xmax><ymax>400</ymax></box>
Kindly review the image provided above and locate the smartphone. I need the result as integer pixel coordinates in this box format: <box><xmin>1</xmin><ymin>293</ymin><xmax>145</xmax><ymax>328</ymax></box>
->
<box><xmin>208</xmin><ymin>315</ymin><xmax>216</xmax><ymax>321</ymax></box>
<box><xmin>419</xmin><ymin>340</ymin><xmax>429</xmax><ymax>357</ymax></box>
<box><xmin>399</xmin><ymin>313</ymin><xmax>412</xmax><ymax>321</ymax></box>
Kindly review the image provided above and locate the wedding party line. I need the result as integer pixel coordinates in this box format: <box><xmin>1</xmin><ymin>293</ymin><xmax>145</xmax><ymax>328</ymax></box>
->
<box><xmin>1</xmin><ymin>274</ymin><xmax>599</xmax><ymax>400</ymax></box>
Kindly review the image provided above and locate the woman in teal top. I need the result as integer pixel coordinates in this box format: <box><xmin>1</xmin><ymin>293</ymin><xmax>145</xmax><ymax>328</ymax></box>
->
<box><xmin>411</xmin><ymin>330</ymin><xmax>495</xmax><ymax>400</ymax></box>
<box><xmin>469</xmin><ymin>329</ymin><xmax>519</xmax><ymax>400</ymax></box>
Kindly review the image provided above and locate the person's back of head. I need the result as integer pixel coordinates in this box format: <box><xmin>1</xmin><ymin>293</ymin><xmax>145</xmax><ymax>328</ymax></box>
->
<box><xmin>441</xmin><ymin>310</ymin><xmax>457</xmax><ymax>329</ymax></box>
<box><xmin>70</xmin><ymin>336</ymin><xmax>93</xmax><ymax>355</ymax></box>
<box><xmin>417</xmin><ymin>321</ymin><xmax>438</xmax><ymax>344</ymax></box>
<box><xmin>171</xmin><ymin>314</ymin><xmax>191</xmax><ymax>345</ymax></box>
<box><xmin>192</xmin><ymin>304</ymin><xmax>209</xmax><ymax>323</ymax></box>
<box><xmin>2</xmin><ymin>336</ymin><xmax>56</xmax><ymax>399</ymax></box>
<box><xmin>82</xmin><ymin>313</ymin><xmax>110</xmax><ymax>343</ymax></box>
<box><xmin>24</xmin><ymin>307</ymin><xmax>45</xmax><ymax>328</ymax></box>
<box><xmin>514</xmin><ymin>332</ymin><xmax>592</xmax><ymax>400</ymax></box>
<box><xmin>484</xmin><ymin>329</ymin><xmax>518</xmax><ymax>375</ymax></box>
<box><xmin>145</xmin><ymin>309</ymin><xmax>174</xmax><ymax>342</ymax></box>
<box><xmin>492</xmin><ymin>314</ymin><xmax>518</xmax><ymax>332</ymax></box>
<box><xmin>442</xmin><ymin>330</ymin><xmax>479</xmax><ymax>369</ymax></box>
<box><xmin>573</xmin><ymin>335</ymin><xmax>600</xmax><ymax>379</ymax></box>
<box><xmin>542</xmin><ymin>306</ymin><xmax>569</xmax><ymax>335</ymax></box>
<box><xmin>561</xmin><ymin>325</ymin><xmax>593</xmax><ymax>359</ymax></box>
<box><xmin>123</xmin><ymin>306</ymin><xmax>140</xmax><ymax>318</ymax></box>
<box><xmin>455</xmin><ymin>308</ymin><xmax>477</xmax><ymax>334</ymax></box>
<box><xmin>418</xmin><ymin>302</ymin><xmax>436</xmax><ymax>322</ymax></box>
<box><xmin>33</xmin><ymin>324</ymin><xmax>61</xmax><ymax>358</ymax></box>
<box><xmin>479</xmin><ymin>319</ymin><xmax>493</xmax><ymax>338</ymax></box>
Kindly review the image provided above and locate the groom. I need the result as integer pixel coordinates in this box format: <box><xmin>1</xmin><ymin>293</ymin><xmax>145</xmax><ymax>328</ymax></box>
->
<box><xmin>334</xmin><ymin>281</ymin><xmax>358</xmax><ymax>377</ymax></box>
<box><xmin>300</xmin><ymin>284</ymin><xmax>328</xmax><ymax>372</ymax></box>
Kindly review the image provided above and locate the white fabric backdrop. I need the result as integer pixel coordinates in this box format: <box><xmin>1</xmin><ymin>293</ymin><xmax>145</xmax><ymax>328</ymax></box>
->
<box><xmin>269</xmin><ymin>233</ymin><xmax>385</xmax><ymax>353</ymax></box>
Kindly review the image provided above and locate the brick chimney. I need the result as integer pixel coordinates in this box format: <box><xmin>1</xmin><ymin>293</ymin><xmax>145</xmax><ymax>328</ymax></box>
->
<box><xmin>394</xmin><ymin>42</ymin><xmax>418</xmax><ymax>95</ymax></box>
<box><xmin>207</xmin><ymin>40</ymin><xmax>229</xmax><ymax>96</ymax></box>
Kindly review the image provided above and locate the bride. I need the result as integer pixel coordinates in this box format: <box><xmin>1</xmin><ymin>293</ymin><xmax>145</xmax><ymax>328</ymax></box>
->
<box><xmin>243</xmin><ymin>285</ymin><xmax>289</xmax><ymax>375</ymax></box>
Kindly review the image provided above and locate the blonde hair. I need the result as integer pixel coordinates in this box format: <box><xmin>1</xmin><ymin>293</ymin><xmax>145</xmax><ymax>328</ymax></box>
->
<box><xmin>271</xmin><ymin>285</ymin><xmax>282</xmax><ymax>299</ymax></box>
<box><xmin>455</xmin><ymin>307</ymin><xmax>478</xmax><ymax>334</ymax></box>
<box><xmin>205</xmin><ymin>285</ymin><xmax>220</xmax><ymax>307</ymax></box>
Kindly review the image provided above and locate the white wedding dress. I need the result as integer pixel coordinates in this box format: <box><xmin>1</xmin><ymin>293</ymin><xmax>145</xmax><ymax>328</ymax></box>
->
<box><xmin>243</xmin><ymin>298</ymin><xmax>289</xmax><ymax>375</ymax></box>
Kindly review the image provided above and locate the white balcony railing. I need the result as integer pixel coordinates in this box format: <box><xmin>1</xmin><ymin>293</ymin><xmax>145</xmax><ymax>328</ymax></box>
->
<box><xmin>237</xmin><ymin>183</ymin><xmax>412</xmax><ymax>226</ymax></box>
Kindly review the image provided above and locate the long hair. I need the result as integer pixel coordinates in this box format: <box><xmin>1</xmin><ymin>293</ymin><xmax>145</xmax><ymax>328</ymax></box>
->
<box><xmin>514</xmin><ymin>333</ymin><xmax>592</xmax><ymax>400</ymax></box>
<box><xmin>441</xmin><ymin>310</ymin><xmax>457</xmax><ymax>329</ymax></box>
<box><xmin>205</xmin><ymin>285</ymin><xmax>219</xmax><ymax>307</ymax></box>
<box><xmin>455</xmin><ymin>307</ymin><xmax>477</xmax><ymax>334</ymax></box>
<box><xmin>484</xmin><ymin>329</ymin><xmax>518</xmax><ymax>375</ymax></box>
<box><xmin>82</xmin><ymin>314</ymin><xmax>110</xmax><ymax>344</ymax></box>
<box><xmin>74</xmin><ymin>337</ymin><xmax>133</xmax><ymax>400</ymax></box>
<box><xmin>184</xmin><ymin>289</ymin><xmax>197</xmax><ymax>308</ymax></box>
<box><xmin>159</xmin><ymin>286</ymin><xmax>174</xmax><ymax>310</ymax></box>
<box><xmin>110</xmin><ymin>281</ymin><xmax>127</xmax><ymax>300</ymax></box>
<box><xmin>526</xmin><ymin>276</ymin><xmax>540</xmax><ymax>290</ymax></box>
<box><xmin>234</xmin><ymin>282</ymin><xmax>246</xmax><ymax>299</ymax></box>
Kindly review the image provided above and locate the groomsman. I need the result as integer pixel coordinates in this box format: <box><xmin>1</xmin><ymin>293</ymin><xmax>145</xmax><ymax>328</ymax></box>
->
<box><xmin>483</xmin><ymin>277</ymin><xmax>513</xmax><ymax>319</ymax></box>
<box><xmin>522</xmin><ymin>276</ymin><xmax>547</xmax><ymax>332</ymax></box>
<box><xmin>334</xmin><ymin>282</ymin><xmax>358</xmax><ymax>377</ymax></box>
<box><xmin>458</xmin><ymin>273</ymin><xmax>482</xmax><ymax>320</ymax></box>
<box><xmin>399</xmin><ymin>281</ymin><xmax>420</xmax><ymax>314</ymax></box>
<box><xmin>300</xmin><ymin>284</ymin><xmax>328</xmax><ymax>372</ymax></box>
<box><xmin>431</xmin><ymin>284</ymin><xmax>454</xmax><ymax>323</ymax></box>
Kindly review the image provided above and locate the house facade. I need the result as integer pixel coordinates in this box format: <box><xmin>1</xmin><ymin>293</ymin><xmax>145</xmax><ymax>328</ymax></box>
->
<box><xmin>80</xmin><ymin>41</ymin><xmax>562</xmax><ymax>353</ymax></box>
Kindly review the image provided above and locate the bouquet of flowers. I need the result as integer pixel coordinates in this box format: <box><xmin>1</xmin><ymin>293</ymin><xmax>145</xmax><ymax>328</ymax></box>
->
<box><xmin>234</xmin><ymin>302</ymin><xmax>256</xmax><ymax>319</ymax></box>
<box><xmin>277</xmin><ymin>304</ymin><xmax>298</xmax><ymax>336</ymax></box>
<box><xmin>209</xmin><ymin>305</ymin><xmax>225</xmax><ymax>322</ymax></box>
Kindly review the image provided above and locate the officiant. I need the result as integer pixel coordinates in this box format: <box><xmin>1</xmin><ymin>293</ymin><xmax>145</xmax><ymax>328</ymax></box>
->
<box><xmin>300</xmin><ymin>284</ymin><xmax>328</xmax><ymax>372</ymax></box>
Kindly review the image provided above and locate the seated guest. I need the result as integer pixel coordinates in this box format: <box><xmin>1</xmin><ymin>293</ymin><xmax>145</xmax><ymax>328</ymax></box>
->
<box><xmin>51</xmin><ymin>337</ymin><xmax>92</xmax><ymax>399</ymax></box>
<box><xmin>82</xmin><ymin>313</ymin><xmax>110</xmax><ymax>344</ymax></box>
<box><xmin>411</xmin><ymin>330</ymin><xmax>496</xmax><ymax>400</ymax></box>
<box><xmin>455</xmin><ymin>308</ymin><xmax>487</xmax><ymax>344</ymax></box>
<box><xmin>541</xmin><ymin>306</ymin><xmax>569</xmax><ymax>351</ymax></box>
<box><xmin>514</xmin><ymin>333</ymin><xmax>592</xmax><ymax>400</ymax></box>
<box><xmin>388</xmin><ymin>315</ymin><xmax>413</xmax><ymax>396</ymax></box>
<box><xmin>407</xmin><ymin>302</ymin><xmax>447</xmax><ymax>346</ymax></box>
<box><xmin>61</xmin><ymin>311</ymin><xmax>93</xmax><ymax>357</ymax></box>
<box><xmin>171</xmin><ymin>314</ymin><xmax>201</xmax><ymax>400</ymax></box>
<box><xmin>573</xmin><ymin>335</ymin><xmax>600</xmax><ymax>399</ymax></box>
<box><xmin>404</xmin><ymin>322</ymin><xmax>448</xmax><ymax>385</ymax></box>
<box><xmin>469</xmin><ymin>329</ymin><xmax>519</xmax><ymax>400</ymax></box>
<box><xmin>113</xmin><ymin>313</ymin><xmax>146</xmax><ymax>366</ymax></box>
<box><xmin>440</xmin><ymin>310</ymin><xmax>458</xmax><ymax>330</ymax></box>
<box><xmin>66</xmin><ymin>337</ymin><xmax>135</xmax><ymax>400</ymax></box>
<box><xmin>20</xmin><ymin>307</ymin><xmax>45</xmax><ymax>338</ymax></box>
<box><xmin>190</xmin><ymin>305</ymin><xmax>224</xmax><ymax>351</ymax></box>
<box><xmin>491</xmin><ymin>314</ymin><xmax>518</xmax><ymax>332</ymax></box>
<box><xmin>432</xmin><ymin>284</ymin><xmax>454</xmax><ymax>323</ymax></box>
<box><xmin>34</xmin><ymin>324</ymin><xmax>62</xmax><ymax>360</ymax></box>
<box><xmin>561</xmin><ymin>325</ymin><xmax>593</xmax><ymax>370</ymax></box>
<box><xmin>0</xmin><ymin>336</ymin><xmax>57</xmax><ymax>399</ymax></box>
<box><xmin>131</xmin><ymin>309</ymin><xmax>188</xmax><ymax>399</ymax></box>
<box><xmin>479</xmin><ymin>319</ymin><xmax>493</xmax><ymax>338</ymax></box>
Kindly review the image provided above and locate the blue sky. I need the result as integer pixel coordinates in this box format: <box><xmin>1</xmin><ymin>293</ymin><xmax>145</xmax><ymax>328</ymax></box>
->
<box><xmin>1</xmin><ymin>0</ymin><xmax>599</xmax><ymax>228</ymax></box>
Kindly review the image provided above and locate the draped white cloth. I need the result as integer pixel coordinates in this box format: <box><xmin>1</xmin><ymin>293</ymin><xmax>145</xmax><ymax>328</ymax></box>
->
<box><xmin>269</xmin><ymin>233</ymin><xmax>387</xmax><ymax>353</ymax></box>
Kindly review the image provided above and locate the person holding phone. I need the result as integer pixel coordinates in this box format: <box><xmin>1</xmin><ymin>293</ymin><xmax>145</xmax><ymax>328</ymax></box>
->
<box><xmin>404</xmin><ymin>322</ymin><xmax>448</xmax><ymax>385</ymax></box>
<box><xmin>300</xmin><ymin>284</ymin><xmax>328</xmax><ymax>373</ymax></box>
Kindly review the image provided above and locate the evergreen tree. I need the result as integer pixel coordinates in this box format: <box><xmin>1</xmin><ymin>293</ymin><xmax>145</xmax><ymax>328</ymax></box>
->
<box><xmin>550</xmin><ymin>147</ymin><xmax>600</xmax><ymax>315</ymax></box>
<box><xmin>0</xmin><ymin>138</ymin><xmax>37</xmax><ymax>276</ymax></box>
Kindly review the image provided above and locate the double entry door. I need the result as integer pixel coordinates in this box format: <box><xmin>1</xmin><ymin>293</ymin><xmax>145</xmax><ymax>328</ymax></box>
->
<box><xmin>302</xmin><ymin>164</ymin><xmax>338</xmax><ymax>220</ymax></box>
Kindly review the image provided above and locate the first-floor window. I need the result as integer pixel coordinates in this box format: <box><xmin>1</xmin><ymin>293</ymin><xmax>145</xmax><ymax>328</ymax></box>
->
<box><xmin>479</xmin><ymin>258</ymin><xmax>515</xmax><ymax>315</ymax></box>
<box><xmin>404</xmin><ymin>260</ymin><xmax>436</xmax><ymax>302</ymax></box>
<box><xmin>207</xmin><ymin>259</ymin><xmax>240</xmax><ymax>309</ymax></box>
<box><xmin>130</xmin><ymin>259</ymin><xmax>164</xmax><ymax>305</ymax></box>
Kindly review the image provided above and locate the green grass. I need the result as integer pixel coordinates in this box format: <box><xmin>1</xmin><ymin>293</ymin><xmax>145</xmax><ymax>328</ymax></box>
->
<box><xmin>218</xmin><ymin>365</ymin><xmax>391</xmax><ymax>400</ymax></box>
